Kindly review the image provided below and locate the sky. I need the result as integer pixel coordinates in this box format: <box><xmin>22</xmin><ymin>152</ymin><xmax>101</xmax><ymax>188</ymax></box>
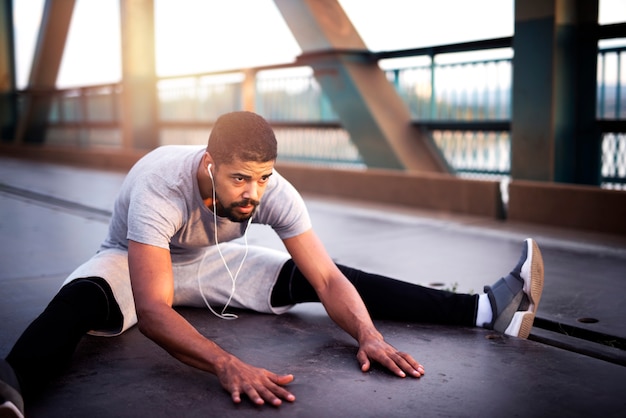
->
<box><xmin>12</xmin><ymin>0</ymin><xmax>626</xmax><ymax>89</ymax></box>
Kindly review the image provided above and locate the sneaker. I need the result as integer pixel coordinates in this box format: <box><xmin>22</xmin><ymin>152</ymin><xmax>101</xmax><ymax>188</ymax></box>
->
<box><xmin>483</xmin><ymin>238</ymin><xmax>544</xmax><ymax>338</ymax></box>
<box><xmin>0</xmin><ymin>360</ymin><xmax>24</xmax><ymax>418</ymax></box>
<box><xmin>0</xmin><ymin>400</ymin><xmax>24</xmax><ymax>418</ymax></box>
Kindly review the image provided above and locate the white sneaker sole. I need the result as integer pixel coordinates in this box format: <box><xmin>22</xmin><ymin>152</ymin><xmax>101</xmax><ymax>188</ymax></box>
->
<box><xmin>0</xmin><ymin>401</ymin><xmax>24</xmax><ymax>418</ymax></box>
<box><xmin>504</xmin><ymin>239</ymin><xmax>545</xmax><ymax>338</ymax></box>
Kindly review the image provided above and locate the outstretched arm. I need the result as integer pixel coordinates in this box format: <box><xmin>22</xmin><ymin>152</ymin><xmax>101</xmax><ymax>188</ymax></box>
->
<box><xmin>282</xmin><ymin>229</ymin><xmax>425</xmax><ymax>378</ymax></box>
<box><xmin>128</xmin><ymin>240</ymin><xmax>295</xmax><ymax>406</ymax></box>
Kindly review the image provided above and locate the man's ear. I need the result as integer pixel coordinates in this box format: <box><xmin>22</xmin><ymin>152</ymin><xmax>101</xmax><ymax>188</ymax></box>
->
<box><xmin>204</xmin><ymin>152</ymin><xmax>215</xmax><ymax>173</ymax></box>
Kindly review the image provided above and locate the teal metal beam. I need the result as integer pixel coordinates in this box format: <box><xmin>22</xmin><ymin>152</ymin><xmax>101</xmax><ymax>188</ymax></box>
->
<box><xmin>15</xmin><ymin>0</ymin><xmax>75</xmax><ymax>144</ymax></box>
<box><xmin>119</xmin><ymin>0</ymin><xmax>158</xmax><ymax>150</ymax></box>
<box><xmin>511</xmin><ymin>0</ymin><xmax>600</xmax><ymax>184</ymax></box>
<box><xmin>0</xmin><ymin>0</ymin><xmax>17</xmax><ymax>142</ymax></box>
<box><xmin>273</xmin><ymin>0</ymin><xmax>448</xmax><ymax>172</ymax></box>
<box><xmin>554</xmin><ymin>0</ymin><xmax>600</xmax><ymax>185</ymax></box>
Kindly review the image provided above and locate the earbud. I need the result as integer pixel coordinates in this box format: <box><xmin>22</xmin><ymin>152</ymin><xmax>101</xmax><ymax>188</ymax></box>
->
<box><xmin>207</xmin><ymin>163</ymin><xmax>213</xmax><ymax>179</ymax></box>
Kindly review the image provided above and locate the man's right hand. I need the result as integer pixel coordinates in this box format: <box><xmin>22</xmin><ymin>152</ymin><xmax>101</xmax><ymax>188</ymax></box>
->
<box><xmin>215</xmin><ymin>355</ymin><xmax>295</xmax><ymax>406</ymax></box>
<box><xmin>128</xmin><ymin>241</ymin><xmax>295</xmax><ymax>406</ymax></box>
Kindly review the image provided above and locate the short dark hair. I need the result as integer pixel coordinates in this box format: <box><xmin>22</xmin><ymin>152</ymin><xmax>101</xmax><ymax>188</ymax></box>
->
<box><xmin>207</xmin><ymin>111</ymin><xmax>277</xmax><ymax>164</ymax></box>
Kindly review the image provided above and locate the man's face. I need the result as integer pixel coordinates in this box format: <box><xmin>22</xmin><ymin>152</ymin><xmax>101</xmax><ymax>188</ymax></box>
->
<box><xmin>211</xmin><ymin>158</ymin><xmax>275</xmax><ymax>222</ymax></box>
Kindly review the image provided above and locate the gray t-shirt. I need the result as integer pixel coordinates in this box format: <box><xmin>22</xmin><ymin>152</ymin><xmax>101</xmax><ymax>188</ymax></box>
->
<box><xmin>101</xmin><ymin>145</ymin><xmax>312</xmax><ymax>262</ymax></box>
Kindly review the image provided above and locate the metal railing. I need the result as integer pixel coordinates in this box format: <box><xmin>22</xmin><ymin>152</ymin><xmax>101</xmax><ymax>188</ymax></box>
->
<box><xmin>379</xmin><ymin>40</ymin><xmax>513</xmax><ymax>182</ymax></box>
<box><xmin>597</xmin><ymin>46</ymin><xmax>625</xmax><ymax>120</ymax></box>
<box><xmin>255</xmin><ymin>68</ymin><xmax>338</xmax><ymax>122</ymax></box>
<box><xmin>9</xmin><ymin>38</ymin><xmax>626</xmax><ymax>188</ymax></box>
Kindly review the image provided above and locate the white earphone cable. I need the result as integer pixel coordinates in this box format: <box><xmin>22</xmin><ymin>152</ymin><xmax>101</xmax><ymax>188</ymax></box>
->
<box><xmin>197</xmin><ymin>164</ymin><xmax>253</xmax><ymax>320</ymax></box>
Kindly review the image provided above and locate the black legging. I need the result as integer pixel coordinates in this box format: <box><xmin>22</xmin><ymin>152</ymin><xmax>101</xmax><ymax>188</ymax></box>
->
<box><xmin>6</xmin><ymin>277</ymin><xmax>121</xmax><ymax>399</ymax></box>
<box><xmin>271</xmin><ymin>259</ymin><xmax>478</xmax><ymax>325</ymax></box>
<box><xmin>6</xmin><ymin>262</ymin><xmax>477</xmax><ymax>398</ymax></box>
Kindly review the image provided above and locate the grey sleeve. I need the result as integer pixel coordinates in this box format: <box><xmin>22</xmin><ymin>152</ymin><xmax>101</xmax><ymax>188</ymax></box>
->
<box><xmin>126</xmin><ymin>173</ymin><xmax>185</xmax><ymax>249</ymax></box>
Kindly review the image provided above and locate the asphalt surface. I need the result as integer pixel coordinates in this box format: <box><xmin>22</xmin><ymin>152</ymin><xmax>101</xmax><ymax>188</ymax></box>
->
<box><xmin>1</xmin><ymin>156</ymin><xmax>625</xmax><ymax>417</ymax></box>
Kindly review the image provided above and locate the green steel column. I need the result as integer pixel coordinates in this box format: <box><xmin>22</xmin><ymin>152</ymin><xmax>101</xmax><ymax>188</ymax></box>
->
<box><xmin>15</xmin><ymin>0</ymin><xmax>75</xmax><ymax>144</ymax></box>
<box><xmin>554</xmin><ymin>0</ymin><xmax>600</xmax><ymax>185</ymax></box>
<box><xmin>273</xmin><ymin>0</ymin><xmax>448</xmax><ymax>172</ymax></box>
<box><xmin>511</xmin><ymin>0</ymin><xmax>600</xmax><ymax>184</ymax></box>
<box><xmin>119</xmin><ymin>0</ymin><xmax>158</xmax><ymax>150</ymax></box>
<box><xmin>0</xmin><ymin>0</ymin><xmax>16</xmax><ymax>142</ymax></box>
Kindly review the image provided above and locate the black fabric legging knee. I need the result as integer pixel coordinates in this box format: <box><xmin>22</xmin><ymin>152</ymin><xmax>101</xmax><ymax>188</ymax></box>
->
<box><xmin>271</xmin><ymin>259</ymin><xmax>478</xmax><ymax>326</ymax></box>
<box><xmin>5</xmin><ymin>277</ymin><xmax>121</xmax><ymax>399</ymax></box>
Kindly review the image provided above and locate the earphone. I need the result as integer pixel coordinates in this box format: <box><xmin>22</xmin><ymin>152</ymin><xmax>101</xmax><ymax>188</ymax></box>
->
<box><xmin>197</xmin><ymin>160</ymin><xmax>253</xmax><ymax>320</ymax></box>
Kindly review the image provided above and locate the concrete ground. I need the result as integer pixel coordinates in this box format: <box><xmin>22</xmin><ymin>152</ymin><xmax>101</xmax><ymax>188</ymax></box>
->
<box><xmin>1</xmin><ymin>156</ymin><xmax>625</xmax><ymax>417</ymax></box>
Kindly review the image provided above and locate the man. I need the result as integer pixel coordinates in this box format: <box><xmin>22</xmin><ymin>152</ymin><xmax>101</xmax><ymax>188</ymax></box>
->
<box><xmin>0</xmin><ymin>111</ymin><xmax>544</xmax><ymax>416</ymax></box>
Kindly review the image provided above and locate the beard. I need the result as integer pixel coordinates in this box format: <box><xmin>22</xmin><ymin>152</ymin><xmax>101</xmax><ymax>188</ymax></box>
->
<box><xmin>214</xmin><ymin>196</ymin><xmax>260</xmax><ymax>223</ymax></box>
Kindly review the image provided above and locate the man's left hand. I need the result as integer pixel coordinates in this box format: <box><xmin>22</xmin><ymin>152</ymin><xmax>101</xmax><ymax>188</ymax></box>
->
<box><xmin>356</xmin><ymin>336</ymin><xmax>425</xmax><ymax>378</ymax></box>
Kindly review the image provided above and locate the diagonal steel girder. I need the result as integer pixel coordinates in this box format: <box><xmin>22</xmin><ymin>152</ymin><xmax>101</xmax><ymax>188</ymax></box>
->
<box><xmin>14</xmin><ymin>0</ymin><xmax>157</xmax><ymax>149</ymax></box>
<box><xmin>273</xmin><ymin>0</ymin><xmax>448</xmax><ymax>172</ymax></box>
<box><xmin>16</xmin><ymin>0</ymin><xmax>76</xmax><ymax>144</ymax></box>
